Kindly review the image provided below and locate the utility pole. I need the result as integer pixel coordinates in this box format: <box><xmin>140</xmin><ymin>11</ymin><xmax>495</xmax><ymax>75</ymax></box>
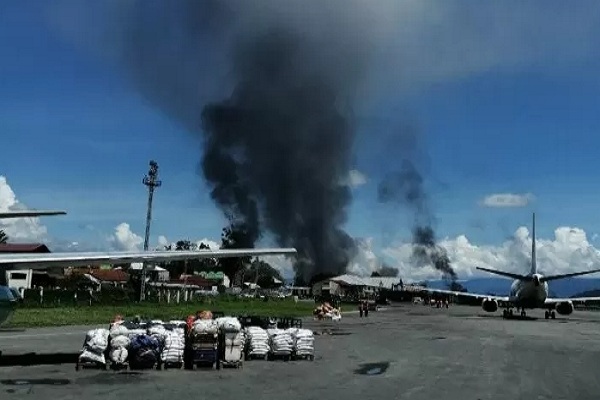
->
<box><xmin>140</xmin><ymin>160</ymin><xmax>162</xmax><ymax>301</ymax></box>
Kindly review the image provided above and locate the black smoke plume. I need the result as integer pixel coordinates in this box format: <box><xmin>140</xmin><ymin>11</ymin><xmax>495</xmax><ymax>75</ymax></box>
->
<box><xmin>377</xmin><ymin>150</ymin><xmax>458</xmax><ymax>287</ymax></box>
<box><xmin>92</xmin><ymin>1</ymin><xmax>387</xmax><ymax>282</ymax></box>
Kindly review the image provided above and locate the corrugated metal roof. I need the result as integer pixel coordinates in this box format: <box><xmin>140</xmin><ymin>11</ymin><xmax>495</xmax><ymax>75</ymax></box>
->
<box><xmin>0</xmin><ymin>243</ymin><xmax>51</xmax><ymax>253</ymax></box>
<box><xmin>330</xmin><ymin>274</ymin><xmax>402</xmax><ymax>289</ymax></box>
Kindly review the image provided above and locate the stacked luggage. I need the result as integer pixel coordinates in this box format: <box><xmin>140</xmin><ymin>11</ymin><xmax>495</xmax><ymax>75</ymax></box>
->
<box><xmin>266</xmin><ymin>328</ymin><xmax>293</xmax><ymax>361</ymax></box>
<box><xmin>216</xmin><ymin>317</ymin><xmax>244</xmax><ymax>368</ymax></box>
<box><xmin>107</xmin><ymin>324</ymin><xmax>131</xmax><ymax>368</ymax></box>
<box><xmin>160</xmin><ymin>323</ymin><xmax>185</xmax><ymax>369</ymax></box>
<box><xmin>244</xmin><ymin>326</ymin><xmax>270</xmax><ymax>360</ymax></box>
<box><xmin>76</xmin><ymin>328</ymin><xmax>109</xmax><ymax>370</ymax></box>
<box><xmin>129</xmin><ymin>334</ymin><xmax>161</xmax><ymax>369</ymax></box>
<box><xmin>185</xmin><ymin>319</ymin><xmax>220</xmax><ymax>370</ymax></box>
<box><xmin>287</xmin><ymin>328</ymin><xmax>315</xmax><ymax>361</ymax></box>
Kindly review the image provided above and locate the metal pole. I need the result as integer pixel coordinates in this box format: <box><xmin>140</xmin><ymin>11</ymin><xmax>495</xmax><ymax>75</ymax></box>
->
<box><xmin>140</xmin><ymin>160</ymin><xmax>162</xmax><ymax>301</ymax></box>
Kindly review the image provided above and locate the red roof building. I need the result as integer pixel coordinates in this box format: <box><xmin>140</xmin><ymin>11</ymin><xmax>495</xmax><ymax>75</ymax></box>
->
<box><xmin>89</xmin><ymin>269</ymin><xmax>130</xmax><ymax>283</ymax></box>
<box><xmin>0</xmin><ymin>243</ymin><xmax>51</xmax><ymax>253</ymax></box>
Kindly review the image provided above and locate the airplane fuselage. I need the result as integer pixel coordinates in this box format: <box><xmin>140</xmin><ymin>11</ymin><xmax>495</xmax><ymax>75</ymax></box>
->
<box><xmin>0</xmin><ymin>286</ymin><xmax>18</xmax><ymax>327</ymax></box>
<box><xmin>508</xmin><ymin>273</ymin><xmax>549</xmax><ymax>308</ymax></box>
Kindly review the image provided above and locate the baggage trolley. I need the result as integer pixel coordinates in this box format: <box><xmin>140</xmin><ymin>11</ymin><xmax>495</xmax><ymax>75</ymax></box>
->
<box><xmin>184</xmin><ymin>326</ymin><xmax>221</xmax><ymax>370</ymax></box>
<box><xmin>75</xmin><ymin>335</ymin><xmax>109</xmax><ymax>371</ymax></box>
<box><xmin>219</xmin><ymin>331</ymin><xmax>244</xmax><ymax>369</ymax></box>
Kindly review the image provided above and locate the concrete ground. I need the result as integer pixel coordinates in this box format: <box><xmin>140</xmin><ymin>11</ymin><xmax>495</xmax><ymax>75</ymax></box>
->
<box><xmin>1</xmin><ymin>304</ymin><xmax>600</xmax><ymax>400</ymax></box>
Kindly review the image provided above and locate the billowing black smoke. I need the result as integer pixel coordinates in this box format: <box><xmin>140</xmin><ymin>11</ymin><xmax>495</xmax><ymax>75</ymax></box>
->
<box><xmin>377</xmin><ymin>152</ymin><xmax>458</xmax><ymax>286</ymax></box>
<box><xmin>96</xmin><ymin>1</ymin><xmax>385</xmax><ymax>282</ymax></box>
<box><xmin>200</xmin><ymin>28</ymin><xmax>363</xmax><ymax>282</ymax></box>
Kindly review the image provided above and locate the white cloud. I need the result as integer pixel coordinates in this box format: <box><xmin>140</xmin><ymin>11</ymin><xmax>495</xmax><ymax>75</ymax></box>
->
<box><xmin>480</xmin><ymin>193</ymin><xmax>535</xmax><ymax>208</ymax></box>
<box><xmin>341</xmin><ymin>170</ymin><xmax>368</xmax><ymax>188</ymax></box>
<box><xmin>108</xmin><ymin>222</ymin><xmax>144</xmax><ymax>251</ymax></box>
<box><xmin>382</xmin><ymin>226</ymin><xmax>600</xmax><ymax>282</ymax></box>
<box><xmin>0</xmin><ymin>176</ymin><xmax>49</xmax><ymax>242</ymax></box>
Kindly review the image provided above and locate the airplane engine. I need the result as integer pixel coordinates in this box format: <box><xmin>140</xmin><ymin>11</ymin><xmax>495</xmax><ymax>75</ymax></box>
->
<box><xmin>556</xmin><ymin>301</ymin><xmax>574</xmax><ymax>315</ymax></box>
<box><xmin>481</xmin><ymin>298</ymin><xmax>498</xmax><ymax>313</ymax></box>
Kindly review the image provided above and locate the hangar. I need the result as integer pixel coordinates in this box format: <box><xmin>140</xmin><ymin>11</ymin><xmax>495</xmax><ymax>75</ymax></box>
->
<box><xmin>312</xmin><ymin>274</ymin><xmax>403</xmax><ymax>298</ymax></box>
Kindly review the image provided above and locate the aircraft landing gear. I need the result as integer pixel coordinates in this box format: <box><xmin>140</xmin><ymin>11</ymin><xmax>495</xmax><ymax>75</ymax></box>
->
<box><xmin>502</xmin><ymin>308</ymin><xmax>514</xmax><ymax>319</ymax></box>
<box><xmin>544</xmin><ymin>310</ymin><xmax>556</xmax><ymax>320</ymax></box>
<box><xmin>520</xmin><ymin>309</ymin><xmax>527</xmax><ymax>318</ymax></box>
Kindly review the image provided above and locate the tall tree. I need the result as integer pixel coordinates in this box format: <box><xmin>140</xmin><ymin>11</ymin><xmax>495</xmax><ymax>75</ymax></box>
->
<box><xmin>161</xmin><ymin>240</ymin><xmax>218</xmax><ymax>277</ymax></box>
<box><xmin>0</xmin><ymin>230</ymin><xmax>7</xmax><ymax>244</ymax></box>
<box><xmin>219</xmin><ymin>222</ymin><xmax>253</xmax><ymax>286</ymax></box>
<box><xmin>244</xmin><ymin>259</ymin><xmax>284</xmax><ymax>289</ymax></box>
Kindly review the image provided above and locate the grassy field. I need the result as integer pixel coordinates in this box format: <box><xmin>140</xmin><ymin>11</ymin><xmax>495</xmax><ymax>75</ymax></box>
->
<box><xmin>7</xmin><ymin>298</ymin><xmax>320</xmax><ymax>328</ymax></box>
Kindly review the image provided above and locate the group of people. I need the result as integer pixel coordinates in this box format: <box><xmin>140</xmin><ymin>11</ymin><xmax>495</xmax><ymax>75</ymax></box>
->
<box><xmin>358</xmin><ymin>300</ymin><xmax>371</xmax><ymax>318</ymax></box>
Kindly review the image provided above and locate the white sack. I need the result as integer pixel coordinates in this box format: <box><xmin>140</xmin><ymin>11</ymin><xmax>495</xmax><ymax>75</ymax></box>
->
<box><xmin>84</xmin><ymin>328</ymin><xmax>109</xmax><ymax>353</ymax></box>
<box><xmin>79</xmin><ymin>349</ymin><xmax>105</xmax><ymax>364</ymax></box>
<box><xmin>215</xmin><ymin>316</ymin><xmax>242</xmax><ymax>332</ymax></box>
<box><xmin>109</xmin><ymin>324</ymin><xmax>129</xmax><ymax>338</ymax></box>
<box><xmin>111</xmin><ymin>335</ymin><xmax>131</xmax><ymax>348</ymax></box>
<box><xmin>109</xmin><ymin>347</ymin><xmax>128</xmax><ymax>363</ymax></box>
<box><xmin>192</xmin><ymin>319</ymin><xmax>218</xmax><ymax>334</ymax></box>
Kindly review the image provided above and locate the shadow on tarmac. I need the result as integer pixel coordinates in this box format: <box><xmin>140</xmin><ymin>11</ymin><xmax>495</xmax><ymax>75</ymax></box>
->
<box><xmin>0</xmin><ymin>352</ymin><xmax>78</xmax><ymax>367</ymax></box>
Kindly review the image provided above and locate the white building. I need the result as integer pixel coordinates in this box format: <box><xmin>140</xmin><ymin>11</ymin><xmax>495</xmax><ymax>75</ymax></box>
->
<box><xmin>312</xmin><ymin>274</ymin><xmax>403</xmax><ymax>297</ymax></box>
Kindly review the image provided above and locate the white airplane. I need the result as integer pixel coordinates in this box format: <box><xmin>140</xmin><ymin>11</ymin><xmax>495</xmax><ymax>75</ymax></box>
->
<box><xmin>419</xmin><ymin>213</ymin><xmax>600</xmax><ymax>320</ymax></box>
<box><xmin>0</xmin><ymin>209</ymin><xmax>297</xmax><ymax>329</ymax></box>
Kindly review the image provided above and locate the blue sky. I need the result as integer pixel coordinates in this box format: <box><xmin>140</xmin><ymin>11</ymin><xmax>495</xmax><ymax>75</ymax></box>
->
<box><xmin>3</xmin><ymin>2</ymin><xmax>600</xmax><ymax>260</ymax></box>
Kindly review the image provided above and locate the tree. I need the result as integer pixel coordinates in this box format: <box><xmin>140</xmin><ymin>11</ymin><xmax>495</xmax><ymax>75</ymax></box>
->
<box><xmin>219</xmin><ymin>222</ymin><xmax>254</xmax><ymax>286</ymax></box>
<box><xmin>160</xmin><ymin>240</ymin><xmax>218</xmax><ymax>278</ymax></box>
<box><xmin>0</xmin><ymin>230</ymin><xmax>8</xmax><ymax>244</ymax></box>
<box><xmin>371</xmin><ymin>271</ymin><xmax>381</xmax><ymax>277</ymax></box>
<box><xmin>244</xmin><ymin>260</ymin><xmax>284</xmax><ymax>289</ymax></box>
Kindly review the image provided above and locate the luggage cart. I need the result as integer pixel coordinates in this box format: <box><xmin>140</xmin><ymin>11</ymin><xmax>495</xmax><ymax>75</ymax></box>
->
<box><xmin>75</xmin><ymin>351</ymin><xmax>109</xmax><ymax>371</ymax></box>
<box><xmin>184</xmin><ymin>325</ymin><xmax>221</xmax><ymax>370</ymax></box>
<box><xmin>218</xmin><ymin>330</ymin><xmax>244</xmax><ymax>369</ymax></box>
<box><xmin>75</xmin><ymin>331</ymin><xmax>109</xmax><ymax>371</ymax></box>
<box><xmin>157</xmin><ymin>323</ymin><xmax>184</xmax><ymax>370</ymax></box>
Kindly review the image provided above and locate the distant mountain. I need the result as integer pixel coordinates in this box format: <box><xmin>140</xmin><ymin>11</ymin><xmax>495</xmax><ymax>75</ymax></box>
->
<box><xmin>422</xmin><ymin>278</ymin><xmax>600</xmax><ymax>298</ymax></box>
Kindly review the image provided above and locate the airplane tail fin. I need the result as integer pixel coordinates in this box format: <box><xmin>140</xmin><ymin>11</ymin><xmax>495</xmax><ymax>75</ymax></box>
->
<box><xmin>530</xmin><ymin>212</ymin><xmax>537</xmax><ymax>275</ymax></box>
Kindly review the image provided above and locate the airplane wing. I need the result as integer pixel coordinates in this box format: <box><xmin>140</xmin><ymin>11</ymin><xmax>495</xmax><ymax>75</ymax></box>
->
<box><xmin>0</xmin><ymin>210</ymin><xmax>67</xmax><ymax>218</ymax></box>
<box><xmin>0</xmin><ymin>248</ymin><xmax>297</xmax><ymax>269</ymax></box>
<box><xmin>540</xmin><ymin>268</ymin><xmax>600</xmax><ymax>282</ymax></box>
<box><xmin>417</xmin><ymin>287</ymin><xmax>509</xmax><ymax>302</ymax></box>
<box><xmin>476</xmin><ymin>266</ymin><xmax>530</xmax><ymax>281</ymax></box>
<box><xmin>545</xmin><ymin>296</ymin><xmax>600</xmax><ymax>304</ymax></box>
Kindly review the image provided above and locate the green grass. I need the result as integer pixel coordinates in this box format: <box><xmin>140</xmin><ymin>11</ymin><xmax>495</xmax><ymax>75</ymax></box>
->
<box><xmin>8</xmin><ymin>298</ymin><xmax>317</xmax><ymax>328</ymax></box>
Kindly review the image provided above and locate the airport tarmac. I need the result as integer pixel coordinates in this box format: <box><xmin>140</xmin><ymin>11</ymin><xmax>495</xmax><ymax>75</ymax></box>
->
<box><xmin>1</xmin><ymin>304</ymin><xmax>600</xmax><ymax>400</ymax></box>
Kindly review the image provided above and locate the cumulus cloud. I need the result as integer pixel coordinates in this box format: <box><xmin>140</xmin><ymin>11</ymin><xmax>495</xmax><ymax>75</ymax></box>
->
<box><xmin>382</xmin><ymin>226</ymin><xmax>600</xmax><ymax>282</ymax></box>
<box><xmin>108</xmin><ymin>223</ymin><xmax>144</xmax><ymax>251</ymax></box>
<box><xmin>0</xmin><ymin>176</ymin><xmax>49</xmax><ymax>242</ymax></box>
<box><xmin>341</xmin><ymin>170</ymin><xmax>368</xmax><ymax>188</ymax></box>
<box><xmin>480</xmin><ymin>193</ymin><xmax>535</xmax><ymax>208</ymax></box>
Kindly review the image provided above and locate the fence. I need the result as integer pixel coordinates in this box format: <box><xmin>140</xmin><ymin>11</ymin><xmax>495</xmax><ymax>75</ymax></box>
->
<box><xmin>18</xmin><ymin>287</ymin><xmax>220</xmax><ymax>308</ymax></box>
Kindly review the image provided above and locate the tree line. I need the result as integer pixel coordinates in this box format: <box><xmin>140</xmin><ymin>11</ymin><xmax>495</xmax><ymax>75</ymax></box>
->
<box><xmin>158</xmin><ymin>222</ymin><xmax>284</xmax><ymax>289</ymax></box>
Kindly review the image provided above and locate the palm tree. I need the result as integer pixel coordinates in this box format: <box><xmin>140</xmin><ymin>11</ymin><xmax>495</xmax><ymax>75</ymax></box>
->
<box><xmin>0</xmin><ymin>229</ymin><xmax>8</xmax><ymax>244</ymax></box>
